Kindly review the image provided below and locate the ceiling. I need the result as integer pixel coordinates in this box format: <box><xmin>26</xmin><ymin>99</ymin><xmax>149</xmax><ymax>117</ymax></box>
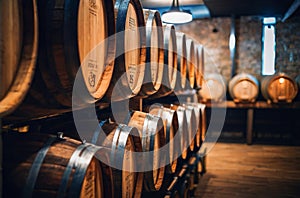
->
<box><xmin>141</xmin><ymin>0</ymin><xmax>300</xmax><ymax>21</ymax></box>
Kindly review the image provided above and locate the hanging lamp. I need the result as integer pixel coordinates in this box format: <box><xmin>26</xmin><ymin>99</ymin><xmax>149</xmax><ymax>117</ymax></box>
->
<box><xmin>161</xmin><ymin>0</ymin><xmax>193</xmax><ymax>24</ymax></box>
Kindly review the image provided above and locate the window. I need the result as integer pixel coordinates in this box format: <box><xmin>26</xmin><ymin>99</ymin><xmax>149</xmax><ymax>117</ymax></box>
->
<box><xmin>262</xmin><ymin>17</ymin><xmax>276</xmax><ymax>75</ymax></box>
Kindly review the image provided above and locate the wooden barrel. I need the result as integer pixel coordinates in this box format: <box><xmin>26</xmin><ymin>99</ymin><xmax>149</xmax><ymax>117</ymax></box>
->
<box><xmin>150</xmin><ymin>24</ymin><xmax>177</xmax><ymax>98</ymax></box>
<box><xmin>37</xmin><ymin>0</ymin><xmax>116</xmax><ymax>106</ymax></box>
<box><xmin>183</xmin><ymin>105</ymin><xmax>197</xmax><ymax>154</ymax></box>
<box><xmin>91</xmin><ymin>121</ymin><xmax>144</xmax><ymax>198</ymax></box>
<box><xmin>138</xmin><ymin>9</ymin><xmax>164</xmax><ymax>97</ymax></box>
<box><xmin>126</xmin><ymin>111</ymin><xmax>166</xmax><ymax>192</ymax></box>
<box><xmin>195</xmin><ymin>44</ymin><xmax>204</xmax><ymax>89</ymax></box>
<box><xmin>228</xmin><ymin>73</ymin><xmax>259</xmax><ymax>103</ymax></box>
<box><xmin>198</xmin><ymin>103</ymin><xmax>207</xmax><ymax>144</ymax></box>
<box><xmin>148</xmin><ymin>105</ymin><xmax>179</xmax><ymax>174</ymax></box>
<box><xmin>174</xmin><ymin>32</ymin><xmax>187</xmax><ymax>93</ymax></box>
<box><xmin>261</xmin><ymin>73</ymin><xmax>298</xmax><ymax>103</ymax></box>
<box><xmin>185</xmin><ymin>39</ymin><xmax>196</xmax><ymax>90</ymax></box>
<box><xmin>184</xmin><ymin>103</ymin><xmax>204</xmax><ymax>152</ymax></box>
<box><xmin>3</xmin><ymin>132</ymin><xmax>113</xmax><ymax>198</ymax></box>
<box><xmin>169</xmin><ymin>105</ymin><xmax>188</xmax><ymax>162</ymax></box>
<box><xmin>0</xmin><ymin>0</ymin><xmax>38</xmax><ymax>117</ymax></box>
<box><xmin>198</xmin><ymin>73</ymin><xmax>227</xmax><ymax>102</ymax></box>
<box><xmin>106</xmin><ymin>0</ymin><xmax>146</xmax><ymax>101</ymax></box>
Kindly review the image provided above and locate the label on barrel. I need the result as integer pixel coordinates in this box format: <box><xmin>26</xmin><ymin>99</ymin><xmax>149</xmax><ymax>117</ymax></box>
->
<box><xmin>124</xmin><ymin>3</ymin><xmax>140</xmax><ymax>91</ymax></box>
<box><xmin>78</xmin><ymin>0</ymin><xmax>107</xmax><ymax>95</ymax></box>
<box><xmin>80</xmin><ymin>159</ymin><xmax>102</xmax><ymax>198</ymax></box>
<box><xmin>88</xmin><ymin>0</ymin><xmax>98</xmax><ymax>16</ymax></box>
<box><xmin>128</xmin><ymin>64</ymin><xmax>137</xmax><ymax>88</ymax></box>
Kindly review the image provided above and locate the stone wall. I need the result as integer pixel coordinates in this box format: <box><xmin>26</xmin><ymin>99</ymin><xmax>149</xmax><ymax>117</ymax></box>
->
<box><xmin>276</xmin><ymin>16</ymin><xmax>300</xmax><ymax>78</ymax></box>
<box><xmin>176</xmin><ymin>17</ymin><xmax>232</xmax><ymax>81</ymax></box>
<box><xmin>176</xmin><ymin>15</ymin><xmax>300</xmax><ymax>81</ymax></box>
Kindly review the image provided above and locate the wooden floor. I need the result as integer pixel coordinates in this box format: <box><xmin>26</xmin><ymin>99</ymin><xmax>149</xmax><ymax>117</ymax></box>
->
<box><xmin>194</xmin><ymin>143</ymin><xmax>300</xmax><ymax>198</ymax></box>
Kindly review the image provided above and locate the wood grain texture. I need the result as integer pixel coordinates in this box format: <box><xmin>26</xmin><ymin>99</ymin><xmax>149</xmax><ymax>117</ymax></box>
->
<box><xmin>229</xmin><ymin>73</ymin><xmax>259</xmax><ymax>103</ymax></box>
<box><xmin>148</xmin><ymin>106</ymin><xmax>179</xmax><ymax>174</ymax></box>
<box><xmin>3</xmin><ymin>132</ymin><xmax>111</xmax><ymax>198</ymax></box>
<box><xmin>93</xmin><ymin>122</ymin><xmax>143</xmax><ymax>198</ymax></box>
<box><xmin>149</xmin><ymin>24</ymin><xmax>177</xmax><ymax>99</ymax></box>
<box><xmin>0</xmin><ymin>0</ymin><xmax>38</xmax><ymax>117</ymax></box>
<box><xmin>175</xmin><ymin>32</ymin><xmax>187</xmax><ymax>93</ymax></box>
<box><xmin>185</xmin><ymin>39</ymin><xmax>196</xmax><ymax>90</ymax></box>
<box><xmin>261</xmin><ymin>73</ymin><xmax>298</xmax><ymax>103</ymax></box>
<box><xmin>195</xmin><ymin>44</ymin><xmax>204</xmax><ymax>89</ymax></box>
<box><xmin>198</xmin><ymin>73</ymin><xmax>227</xmax><ymax>103</ymax></box>
<box><xmin>37</xmin><ymin>0</ymin><xmax>115</xmax><ymax>105</ymax></box>
<box><xmin>138</xmin><ymin>9</ymin><xmax>164</xmax><ymax>97</ymax></box>
<box><xmin>127</xmin><ymin>111</ymin><xmax>166</xmax><ymax>192</ymax></box>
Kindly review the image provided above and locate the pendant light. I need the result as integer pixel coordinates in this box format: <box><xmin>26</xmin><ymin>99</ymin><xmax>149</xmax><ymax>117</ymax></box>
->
<box><xmin>161</xmin><ymin>0</ymin><xmax>193</xmax><ymax>24</ymax></box>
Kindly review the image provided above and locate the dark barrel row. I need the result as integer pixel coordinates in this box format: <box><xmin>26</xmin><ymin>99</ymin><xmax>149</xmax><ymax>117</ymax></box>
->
<box><xmin>3</xmin><ymin>101</ymin><xmax>206</xmax><ymax>197</ymax></box>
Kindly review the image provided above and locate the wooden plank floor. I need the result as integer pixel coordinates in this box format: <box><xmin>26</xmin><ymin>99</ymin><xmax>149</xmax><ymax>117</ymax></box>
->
<box><xmin>194</xmin><ymin>143</ymin><xmax>300</xmax><ymax>198</ymax></box>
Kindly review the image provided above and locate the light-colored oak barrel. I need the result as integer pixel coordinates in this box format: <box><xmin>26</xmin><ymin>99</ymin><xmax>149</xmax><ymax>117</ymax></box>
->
<box><xmin>138</xmin><ymin>9</ymin><xmax>164</xmax><ymax>97</ymax></box>
<box><xmin>184</xmin><ymin>103</ymin><xmax>205</xmax><ymax>152</ymax></box>
<box><xmin>261</xmin><ymin>73</ymin><xmax>298</xmax><ymax>103</ymax></box>
<box><xmin>3</xmin><ymin>132</ymin><xmax>113</xmax><ymax>198</ymax></box>
<box><xmin>169</xmin><ymin>105</ymin><xmax>188</xmax><ymax>162</ymax></box>
<box><xmin>148</xmin><ymin>105</ymin><xmax>179</xmax><ymax>174</ymax></box>
<box><xmin>126</xmin><ymin>111</ymin><xmax>166</xmax><ymax>192</ymax></box>
<box><xmin>229</xmin><ymin>73</ymin><xmax>259</xmax><ymax>103</ymax></box>
<box><xmin>198</xmin><ymin>73</ymin><xmax>227</xmax><ymax>103</ymax></box>
<box><xmin>198</xmin><ymin>103</ymin><xmax>207</xmax><ymax>144</ymax></box>
<box><xmin>174</xmin><ymin>32</ymin><xmax>187</xmax><ymax>93</ymax></box>
<box><xmin>0</xmin><ymin>0</ymin><xmax>38</xmax><ymax>117</ymax></box>
<box><xmin>37</xmin><ymin>0</ymin><xmax>116</xmax><ymax>106</ymax></box>
<box><xmin>195</xmin><ymin>44</ymin><xmax>204</xmax><ymax>89</ymax></box>
<box><xmin>105</xmin><ymin>0</ymin><xmax>146</xmax><ymax>101</ymax></box>
<box><xmin>150</xmin><ymin>24</ymin><xmax>177</xmax><ymax>98</ymax></box>
<box><xmin>185</xmin><ymin>39</ymin><xmax>196</xmax><ymax>90</ymax></box>
<box><xmin>182</xmin><ymin>105</ymin><xmax>197</xmax><ymax>155</ymax></box>
<box><xmin>91</xmin><ymin>121</ymin><xmax>143</xmax><ymax>198</ymax></box>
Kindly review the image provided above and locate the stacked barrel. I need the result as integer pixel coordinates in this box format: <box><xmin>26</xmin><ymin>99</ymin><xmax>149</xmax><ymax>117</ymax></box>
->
<box><xmin>261</xmin><ymin>73</ymin><xmax>298</xmax><ymax>104</ymax></box>
<box><xmin>228</xmin><ymin>72</ymin><xmax>298</xmax><ymax>104</ymax></box>
<box><xmin>198</xmin><ymin>71</ymin><xmax>299</xmax><ymax>104</ymax></box>
<box><xmin>229</xmin><ymin>73</ymin><xmax>259</xmax><ymax>103</ymax></box>
<box><xmin>1</xmin><ymin>0</ymin><xmax>207</xmax><ymax>198</ymax></box>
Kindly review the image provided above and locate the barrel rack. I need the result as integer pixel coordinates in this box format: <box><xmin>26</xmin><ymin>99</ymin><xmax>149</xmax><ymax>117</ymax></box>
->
<box><xmin>133</xmin><ymin>91</ymin><xmax>207</xmax><ymax>197</ymax></box>
<box><xmin>1</xmin><ymin>90</ymin><xmax>207</xmax><ymax>198</ymax></box>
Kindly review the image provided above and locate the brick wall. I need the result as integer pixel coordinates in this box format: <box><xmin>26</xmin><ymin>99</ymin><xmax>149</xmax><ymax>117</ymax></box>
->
<box><xmin>176</xmin><ymin>16</ymin><xmax>300</xmax><ymax>80</ymax></box>
<box><xmin>276</xmin><ymin>16</ymin><xmax>300</xmax><ymax>78</ymax></box>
